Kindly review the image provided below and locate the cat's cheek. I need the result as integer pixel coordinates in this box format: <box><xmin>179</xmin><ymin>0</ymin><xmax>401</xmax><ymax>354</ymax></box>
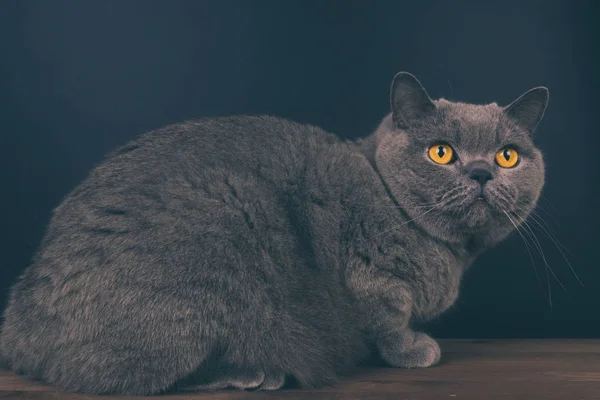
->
<box><xmin>510</xmin><ymin>162</ymin><xmax>545</xmax><ymax>208</ymax></box>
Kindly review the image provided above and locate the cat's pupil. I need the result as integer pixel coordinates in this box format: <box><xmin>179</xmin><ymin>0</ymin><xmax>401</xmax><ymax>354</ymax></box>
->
<box><xmin>503</xmin><ymin>149</ymin><xmax>511</xmax><ymax>161</ymax></box>
<box><xmin>436</xmin><ymin>146</ymin><xmax>446</xmax><ymax>158</ymax></box>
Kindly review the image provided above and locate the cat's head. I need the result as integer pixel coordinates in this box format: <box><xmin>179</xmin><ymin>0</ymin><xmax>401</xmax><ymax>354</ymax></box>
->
<box><xmin>374</xmin><ymin>72</ymin><xmax>548</xmax><ymax>248</ymax></box>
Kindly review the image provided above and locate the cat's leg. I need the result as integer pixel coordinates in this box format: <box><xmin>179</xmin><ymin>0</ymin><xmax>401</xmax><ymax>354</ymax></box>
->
<box><xmin>346</xmin><ymin>265</ymin><xmax>441</xmax><ymax>368</ymax></box>
<box><xmin>0</xmin><ymin>270</ymin><xmax>215</xmax><ymax>396</ymax></box>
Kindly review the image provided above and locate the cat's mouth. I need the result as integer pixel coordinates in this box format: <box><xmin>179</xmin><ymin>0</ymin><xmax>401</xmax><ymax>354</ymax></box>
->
<box><xmin>471</xmin><ymin>196</ymin><xmax>490</xmax><ymax>210</ymax></box>
<box><xmin>476</xmin><ymin>190</ymin><xmax>489</xmax><ymax>203</ymax></box>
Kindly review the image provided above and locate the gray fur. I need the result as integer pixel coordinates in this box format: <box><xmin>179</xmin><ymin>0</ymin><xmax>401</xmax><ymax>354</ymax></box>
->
<box><xmin>0</xmin><ymin>72</ymin><xmax>548</xmax><ymax>395</ymax></box>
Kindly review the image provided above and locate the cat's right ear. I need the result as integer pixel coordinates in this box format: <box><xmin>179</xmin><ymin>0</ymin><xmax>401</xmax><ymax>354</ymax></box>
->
<box><xmin>390</xmin><ymin>72</ymin><xmax>436</xmax><ymax>130</ymax></box>
<box><xmin>503</xmin><ymin>87</ymin><xmax>549</xmax><ymax>135</ymax></box>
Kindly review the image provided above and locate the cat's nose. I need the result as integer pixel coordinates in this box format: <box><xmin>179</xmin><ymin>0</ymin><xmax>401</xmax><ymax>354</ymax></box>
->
<box><xmin>470</xmin><ymin>168</ymin><xmax>493</xmax><ymax>185</ymax></box>
<box><xmin>465</xmin><ymin>162</ymin><xmax>493</xmax><ymax>185</ymax></box>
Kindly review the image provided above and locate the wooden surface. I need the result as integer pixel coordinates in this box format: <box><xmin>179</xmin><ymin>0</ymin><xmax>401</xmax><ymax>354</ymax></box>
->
<box><xmin>1</xmin><ymin>339</ymin><xmax>599</xmax><ymax>399</ymax></box>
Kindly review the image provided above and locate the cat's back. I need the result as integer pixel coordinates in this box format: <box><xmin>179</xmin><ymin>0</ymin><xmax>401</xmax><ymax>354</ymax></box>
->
<box><xmin>41</xmin><ymin>114</ymin><xmax>343</xmax><ymax>279</ymax></box>
<box><xmin>50</xmin><ymin>115</ymin><xmax>341</xmax><ymax>230</ymax></box>
<box><xmin>99</xmin><ymin>115</ymin><xmax>340</xmax><ymax>186</ymax></box>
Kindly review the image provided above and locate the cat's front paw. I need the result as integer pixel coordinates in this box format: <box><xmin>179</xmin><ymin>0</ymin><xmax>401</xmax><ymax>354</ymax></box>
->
<box><xmin>377</xmin><ymin>331</ymin><xmax>441</xmax><ymax>368</ymax></box>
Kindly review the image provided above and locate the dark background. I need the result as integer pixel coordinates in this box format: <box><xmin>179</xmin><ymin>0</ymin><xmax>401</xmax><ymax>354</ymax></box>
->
<box><xmin>1</xmin><ymin>0</ymin><xmax>598</xmax><ymax>338</ymax></box>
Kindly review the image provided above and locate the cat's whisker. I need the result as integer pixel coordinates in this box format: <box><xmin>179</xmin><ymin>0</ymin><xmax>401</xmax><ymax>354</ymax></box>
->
<box><xmin>501</xmin><ymin>209</ymin><xmax>550</xmax><ymax>308</ymax></box>
<box><xmin>341</xmin><ymin>198</ymin><xmax>440</xmax><ymax>210</ymax></box>
<box><xmin>341</xmin><ymin>186</ymin><xmax>463</xmax><ymax>212</ymax></box>
<box><xmin>524</xmin><ymin>210</ymin><xmax>559</xmax><ymax>244</ymax></box>
<box><xmin>376</xmin><ymin>202</ymin><xmax>444</xmax><ymax>237</ymax></box>
<box><xmin>533</xmin><ymin>203</ymin><xmax>561</xmax><ymax>227</ymax></box>
<box><xmin>342</xmin><ymin>200</ymin><xmax>407</xmax><ymax>209</ymax></box>
<box><xmin>523</xmin><ymin>216</ymin><xmax>566</xmax><ymax>306</ymax></box>
<box><xmin>412</xmin><ymin>204</ymin><xmax>446</xmax><ymax>210</ymax></box>
<box><xmin>526</xmin><ymin>209</ymin><xmax>574</xmax><ymax>259</ymax></box>
<box><xmin>524</xmin><ymin>209</ymin><xmax>573</xmax><ymax>258</ymax></box>
<box><xmin>447</xmin><ymin>79</ymin><xmax>455</xmax><ymax>99</ymax></box>
<box><xmin>428</xmin><ymin>208</ymin><xmax>450</xmax><ymax>224</ymax></box>
<box><xmin>526</xmin><ymin>209</ymin><xmax>551</xmax><ymax>229</ymax></box>
<box><xmin>515</xmin><ymin>206</ymin><xmax>583</xmax><ymax>288</ymax></box>
<box><xmin>518</xmin><ymin>206</ymin><xmax>576</xmax><ymax>260</ymax></box>
<box><xmin>546</xmin><ymin>254</ymin><xmax>553</xmax><ymax>312</ymax></box>
<box><xmin>439</xmin><ymin>185</ymin><xmax>467</xmax><ymax>203</ymax></box>
<box><xmin>511</xmin><ymin>210</ymin><xmax>569</xmax><ymax>296</ymax></box>
<box><xmin>412</xmin><ymin>195</ymin><xmax>454</xmax><ymax>208</ymax></box>
<box><xmin>540</xmin><ymin>194</ymin><xmax>559</xmax><ymax>210</ymax></box>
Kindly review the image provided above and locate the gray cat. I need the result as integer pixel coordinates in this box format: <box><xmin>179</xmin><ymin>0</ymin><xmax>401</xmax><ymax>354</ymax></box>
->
<box><xmin>0</xmin><ymin>72</ymin><xmax>548</xmax><ymax>395</ymax></box>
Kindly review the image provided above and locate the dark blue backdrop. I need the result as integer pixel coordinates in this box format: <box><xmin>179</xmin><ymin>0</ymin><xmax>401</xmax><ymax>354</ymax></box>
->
<box><xmin>1</xmin><ymin>0</ymin><xmax>598</xmax><ymax>338</ymax></box>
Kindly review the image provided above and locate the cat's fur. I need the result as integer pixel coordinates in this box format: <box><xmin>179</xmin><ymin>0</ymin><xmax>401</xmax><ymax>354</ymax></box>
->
<box><xmin>0</xmin><ymin>72</ymin><xmax>549</xmax><ymax>395</ymax></box>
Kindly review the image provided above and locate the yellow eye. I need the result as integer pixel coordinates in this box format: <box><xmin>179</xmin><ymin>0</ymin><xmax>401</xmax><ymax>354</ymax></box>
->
<box><xmin>428</xmin><ymin>144</ymin><xmax>454</xmax><ymax>165</ymax></box>
<box><xmin>495</xmin><ymin>147</ymin><xmax>519</xmax><ymax>168</ymax></box>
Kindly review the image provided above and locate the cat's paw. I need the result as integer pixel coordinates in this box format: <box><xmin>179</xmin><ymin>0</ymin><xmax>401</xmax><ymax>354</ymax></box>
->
<box><xmin>186</xmin><ymin>367</ymin><xmax>285</xmax><ymax>391</ymax></box>
<box><xmin>377</xmin><ymin>331</ymin><xmax>441</xmax><ymax>369</ymax></box>
<box><xmin>255</xmin><ymin>371</ymin><xmax>286</xmax><ymax>391</ymax></box>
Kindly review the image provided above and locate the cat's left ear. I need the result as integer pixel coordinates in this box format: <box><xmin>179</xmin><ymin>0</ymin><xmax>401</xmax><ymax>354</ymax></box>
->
<box><xmin>503</xmin><ymin>87</ymin><xmax>549</xmax><ymax>135</ymax></box>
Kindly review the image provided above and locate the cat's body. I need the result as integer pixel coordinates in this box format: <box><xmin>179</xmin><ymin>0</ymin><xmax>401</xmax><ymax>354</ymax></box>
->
<box><xmin>0</xmin><ymin>73</ymin><xmax>549</xmax><ymax>395</ymax></box>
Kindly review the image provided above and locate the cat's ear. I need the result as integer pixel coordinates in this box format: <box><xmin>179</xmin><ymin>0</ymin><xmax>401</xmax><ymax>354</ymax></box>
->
<box><xmin>390</xmin><ymin>72</ymin><xmax>436</xmax><ymax>130</ymax></box>
<box><xmin>503</xmin><ymin>87</ymin><xmax>549</xmax><ymax>135</ymax></box>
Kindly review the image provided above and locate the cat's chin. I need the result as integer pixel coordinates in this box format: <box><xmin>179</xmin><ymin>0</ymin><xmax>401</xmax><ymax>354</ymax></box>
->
<box><xmin>463</xmin><ymin>200</ymin><xmax>492</xmax><ymax>229</ymax></box>
<box><xmin>410</xmin><ymin>204</ymin><xmax>492</xmax><ymax>246</ymax></box>
<box><xmin>412</xmin><ymin>204</ymin><xmax>511</xmax><ymax>251</ymax></box>
<box><xmin>462</xmin><ymin>197</ymin><xmax>522</xmax><ymax>248</ymax></box>
<box><xmin>439</xmin><ymin>199</ymin><xmax>496</xmax><ymax>242</ymax></box>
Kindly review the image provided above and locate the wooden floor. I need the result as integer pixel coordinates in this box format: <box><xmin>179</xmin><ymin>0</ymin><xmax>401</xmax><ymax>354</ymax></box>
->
<box><xmin>1</xmin><ymin>339</ymin><xmax>599</xmax><ymax>399</ymax></box>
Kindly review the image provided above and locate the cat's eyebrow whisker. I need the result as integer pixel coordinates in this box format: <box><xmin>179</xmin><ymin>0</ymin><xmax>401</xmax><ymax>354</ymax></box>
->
<box><xmin>502</xmin><ymin>209</ymin><xmax>550</xmax><ymax>309</ymax></box>
<box><xmin>511</xmin><ymin>210</ymin><xmax>569</xmax><ymax>296</ymax></box>
<box><xmin>515</xmin><ymin>206</ymin><xmax>583</xmax><ymax>288</ymax></box>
